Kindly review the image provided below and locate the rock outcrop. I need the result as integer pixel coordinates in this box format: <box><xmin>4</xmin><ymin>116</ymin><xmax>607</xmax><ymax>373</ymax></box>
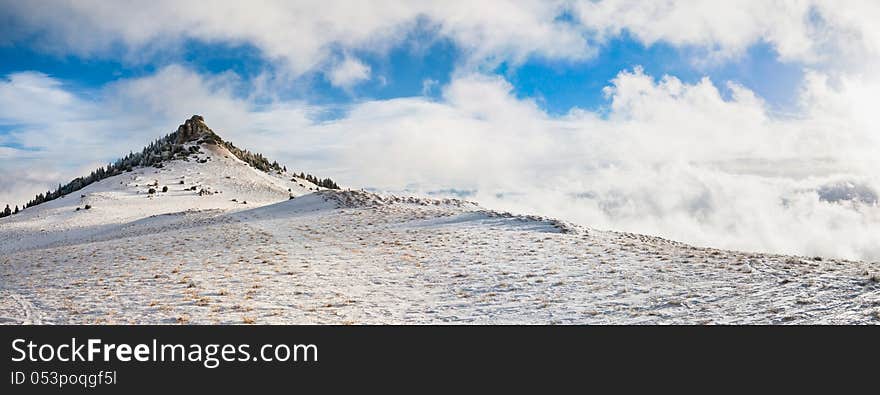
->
<box><xmin>173</xmin><ymin>115</ymin><xmax>219</xmax><ymax>144</ymax></box>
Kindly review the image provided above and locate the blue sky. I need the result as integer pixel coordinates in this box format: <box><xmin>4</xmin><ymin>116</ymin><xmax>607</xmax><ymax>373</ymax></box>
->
<box><xmin>505</xmin><ymin>37</ymin><xmax>805</xmax><ymax>115</ymax></box>
<box><xmin>0</xmin><ymin>28</ymin><xmax>804</xmax><ymax>118</ymax></box>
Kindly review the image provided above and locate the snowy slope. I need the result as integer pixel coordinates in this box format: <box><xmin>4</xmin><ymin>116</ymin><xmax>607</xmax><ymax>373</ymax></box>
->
<box><xmin>0</xmin><ymin>141</ymin><xmax>323</xmax><ymax>254</ymax></box>
<box><xmin>2</xmin><ymin>125</ymin><xmax>879</xmax><ymax>324</ymax></box>
<box><xmin>2</xmin><ymin>186</ymin><xmax>879</xmax><ymax>324</ymax></box>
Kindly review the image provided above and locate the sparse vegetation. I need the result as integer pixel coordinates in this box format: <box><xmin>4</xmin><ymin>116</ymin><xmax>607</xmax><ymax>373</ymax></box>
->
<box><xmin>14</xmin><ymin>114</ymin><xmax>345</xmax><ymax>228</ymax></box>
<box><xmin>295</xmin><ymin>172</ymin><xmax>339</xmax><ymax>189</ymax></box>
<box><xmin>18</xmin><ymin>115</ymin><xmax>341</xmax><ymax>210</ymax></box>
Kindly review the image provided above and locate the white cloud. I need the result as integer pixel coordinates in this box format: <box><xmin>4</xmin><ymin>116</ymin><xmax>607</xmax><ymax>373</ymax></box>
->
<box><xmin>0</xmin><ymin>0</ymin><xmax>588</xmax><ymax>75</ymax></box>
<box><xmin>573</xmin><ymin>1</ymin><xmax>811</xmax><ymax>60</ymax></box>
<box><xmin>327</xmin><ymin>57</ymin><xmax>372</xmax><ymax>89</ymax></box>
<box><xmin>0</xmin><ymin>72</ymin><xmax>93</xmax><ymax>124</ymax></box>
<box><xmin>2</xmin><ymin>1</ymin><xmax>879</xmax><ymax>74</ymax></box>
<box><xmin>572</xmin><ymin>0</ymin><xmax>880</xmax><ymax>68</ymax></box>
<box><xmin>421</xmin><ymin>79</ymin><xmax>439</xmax><ymax>96</ymax></box>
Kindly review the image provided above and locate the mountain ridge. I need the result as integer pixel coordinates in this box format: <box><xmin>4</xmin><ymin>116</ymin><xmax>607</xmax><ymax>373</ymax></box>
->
<box><xmin>4</xmin><ymin>115</ymin><xmax>338</xmax><ymax>216</ymax></box>
<box><xmin>2</xmin><ymin>118</ymin><xmax>879</xmax><ymax>324</ymax></box>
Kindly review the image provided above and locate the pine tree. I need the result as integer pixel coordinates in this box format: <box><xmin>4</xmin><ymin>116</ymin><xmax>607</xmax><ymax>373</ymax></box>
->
<box><xmin>14</xmin><ymin>205</ymin><xmax>19</xmax><ymax>214</ymax></box>
<box><xmin>2</xmin><ymin>204</ymin><xmax>10</xmax><ymax>217</ymax></box>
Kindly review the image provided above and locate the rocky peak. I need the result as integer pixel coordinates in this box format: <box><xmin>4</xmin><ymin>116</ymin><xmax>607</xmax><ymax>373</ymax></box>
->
<box><xmin>174</xmin><ymin>115</ymin><xmax>219</xmax><ymax>144</ymax></box>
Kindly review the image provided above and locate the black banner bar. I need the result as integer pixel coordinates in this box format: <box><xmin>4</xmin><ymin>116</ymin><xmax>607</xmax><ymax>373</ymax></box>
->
<box><xmin>1</xmin><ymin>326</ymin><xmax>875</xmax><ymax>392</ymax></box>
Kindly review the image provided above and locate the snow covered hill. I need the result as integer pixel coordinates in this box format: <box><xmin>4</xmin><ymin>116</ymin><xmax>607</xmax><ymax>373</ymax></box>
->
<box><xmin>1</xmin><ymin>117</ymin><xmax>879</xmax><ymax>324</ymax></box>
<box><xmin>0</xmin><ymin>116</ymin><xmax>327</xmax><ymax>254</ymax></box>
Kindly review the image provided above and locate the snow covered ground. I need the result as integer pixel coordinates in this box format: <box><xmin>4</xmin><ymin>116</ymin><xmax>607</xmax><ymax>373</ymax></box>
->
<box><xmin>2</xmin><ymin>142</ymin><xmax>879</xmax><ymax>324</ymax></box>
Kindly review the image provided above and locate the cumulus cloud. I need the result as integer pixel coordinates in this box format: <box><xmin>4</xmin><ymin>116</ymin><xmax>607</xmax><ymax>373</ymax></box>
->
<box><xmin>2</xmin><ymin>65</ymin><xmax>879</xmax><ymax>260</ymax></box>
<box><xmin>0</xmin><ymin>72</ymin><xmax>93</xmax><ymax>124</ymax></box>
<box><xmin>317</xmin><ymin>69</ymin><xmax>880</xmax><ymax>260</ymax></box>
<box><xmin>573</xmin><ymin>0</ymin><xmax>880</xmax><ymax>67</ymax></box>
<box><xmin>327</xmin><ymin>57</ymin><xmax>372</xmax><ymax>89</ymax></box>
<box><xmin>0</xmin><ymin>0</ymin><xmax>588</xmax><ymax>75</ymax></box>
<box><xmin>2</xmin><ymin>1</ymin><xmax>879</xmax><ymax>74</ymax></box>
